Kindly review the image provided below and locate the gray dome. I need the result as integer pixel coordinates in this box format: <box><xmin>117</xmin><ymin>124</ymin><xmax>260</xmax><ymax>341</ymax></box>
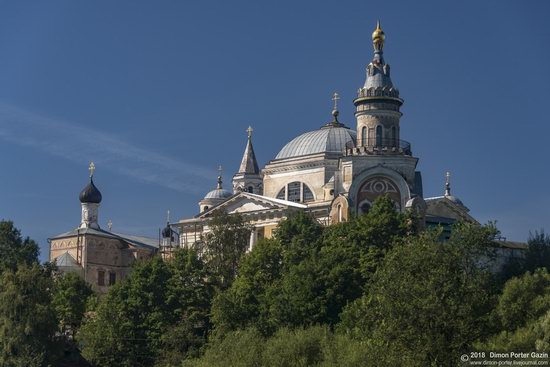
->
<box><xmin>276</xmin><ymin>126</ymin><xmax>356</xmax><ymax>160</ymax></box>
<box><xmin>204</xmin><ymin>188</ymin><xmax>232</xmax><ymax>200</ymax></box>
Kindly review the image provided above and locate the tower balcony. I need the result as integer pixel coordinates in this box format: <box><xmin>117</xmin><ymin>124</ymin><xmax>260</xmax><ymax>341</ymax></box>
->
<box><xmin>345</xmin><ymin>138</ymin><xmax>412</xmax><ymax>156</ymax></box>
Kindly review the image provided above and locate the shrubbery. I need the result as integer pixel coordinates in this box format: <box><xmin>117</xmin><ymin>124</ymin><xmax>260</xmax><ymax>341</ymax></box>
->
<box><xmin>2</xmin><ymin>197</ymin><xmax>550</xmax><ymax>366</ymax></box>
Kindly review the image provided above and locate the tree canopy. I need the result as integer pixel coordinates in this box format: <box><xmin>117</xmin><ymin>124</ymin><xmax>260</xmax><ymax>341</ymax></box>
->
<box><xmin>0</xmin><ymin>220</ymin><xmax>39</xmax><ymax>271</ymax></box>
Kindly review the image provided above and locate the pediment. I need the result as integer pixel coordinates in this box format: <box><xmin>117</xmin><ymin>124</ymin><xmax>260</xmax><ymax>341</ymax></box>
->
<box><xmin>198</xmin><ymin>192</ymin><xmax>304</xmax><ymax>218</ymax></box>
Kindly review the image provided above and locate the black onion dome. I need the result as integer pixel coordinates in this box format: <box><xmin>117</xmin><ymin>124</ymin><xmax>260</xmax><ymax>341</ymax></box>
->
<box><xmin>79</xmin><ymin>178</ymin><xmax>102</xmax><ymax>203</ymax></box>
<box><xmin>162</xmin><ymin>223</ymin><xmax>172</xmax><ymax>239</ymax></box>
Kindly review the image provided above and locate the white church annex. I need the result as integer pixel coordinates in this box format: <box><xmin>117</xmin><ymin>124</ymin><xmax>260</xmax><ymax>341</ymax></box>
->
<box><xmin>172</xmin><ymin>22</ymin><xmax>475</xmax><ymax>250</ymax></box>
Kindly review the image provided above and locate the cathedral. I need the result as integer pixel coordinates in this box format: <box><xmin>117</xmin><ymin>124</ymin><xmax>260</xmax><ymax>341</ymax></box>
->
<box><xmin>49</xmin><ymin>22</ymin><xmax>525</xmax><ymax>290</ymax></box>
<box><xmin>172</xmin><ymin>22</ymin><xmax>475</xmax><ymax>250</ymax></box>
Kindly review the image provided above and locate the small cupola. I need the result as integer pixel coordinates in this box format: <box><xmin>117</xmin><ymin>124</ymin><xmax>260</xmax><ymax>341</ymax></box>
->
<box><xmin>79</xmin><ymin>162</ymin><xmax>102</xmax><ymax>229</ymax></box>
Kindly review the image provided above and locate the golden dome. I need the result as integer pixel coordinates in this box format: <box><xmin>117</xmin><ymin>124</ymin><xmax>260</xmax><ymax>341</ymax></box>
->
<box><xmin>372</xmin><ymin>20</ymin><xmax>385</xmax><ymax>42</ymax></box>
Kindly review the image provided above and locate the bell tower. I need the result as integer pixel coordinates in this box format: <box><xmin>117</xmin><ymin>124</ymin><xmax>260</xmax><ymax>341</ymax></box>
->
<box><xmin>354</xmin><ymin>21</ymin><xmax>405</xmax><ymax>153</ymax></box>
<box><xmin>336</xmin><ymin>21</ymin><xmax>421</xmax><ymax>215</ymax></box>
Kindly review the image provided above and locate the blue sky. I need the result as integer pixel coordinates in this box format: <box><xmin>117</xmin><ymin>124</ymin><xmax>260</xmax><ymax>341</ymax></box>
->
<box><xmin>0</xmin><ymin>0</ymin><xmax>548</xmax><ymax>261</ymax></box>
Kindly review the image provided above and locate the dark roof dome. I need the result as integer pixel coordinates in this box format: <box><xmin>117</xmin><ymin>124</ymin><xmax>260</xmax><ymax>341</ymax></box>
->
<box><xmin>79</xmin><ymin>178</ymin><xmax>102</xmax><ymax>204</ymax></box>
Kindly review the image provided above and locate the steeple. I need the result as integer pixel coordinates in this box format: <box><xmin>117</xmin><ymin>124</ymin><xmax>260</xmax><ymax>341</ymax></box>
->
<box><xmin>363</xmin><ymin>20</ymin><xmax>396</xmax><ymax>93</ymax></box>
<box><xmin>238</xmin><ymin>127</ymin><xmax>260</xmax><ymax>175</ymax></box>
<box><xmin>233</xmin><ymin>127</ymin><xmax>263</xmax><ymax>194</ymax></box>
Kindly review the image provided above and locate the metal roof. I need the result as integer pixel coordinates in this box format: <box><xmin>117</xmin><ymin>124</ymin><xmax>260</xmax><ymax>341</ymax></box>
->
<box><xmin>49</xmin><ymin>227</ymin><xmax>158</xmax><ymax>249</ymax></box>
<box><xmin>204</xmin><ymin>188</ymin><xmax>233</xmax><ymax>199</ymax></box>
<box><xmin>275</xmin><ymin>126</ymin><xmax>356</xmax><ymax>160</ymax></box>
<box><xmin>54</xmin><ymin>251</ymin><xmax>78</xmax><ymax>267</ymax></box>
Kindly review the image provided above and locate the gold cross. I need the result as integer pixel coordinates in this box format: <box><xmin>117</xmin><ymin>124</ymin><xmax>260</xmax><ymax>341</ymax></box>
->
<box><xmin>89</xmin><ymin>161</ymin><xmax>96</xmax><ymax>178</ymax></box>
<box><xmin>107</xmin><ymin>219</ymin><xmax>112</xmax><ymax>231</ymax></box>
<box><xmin>445</xmin><ymin>171</ymin><xmax>451</xmax><ymax>185</ymax></box>
<box><xmin>332</xmin><ymin>92</ymin><xmax>340</xmax><ymax>111</ymax></box>
<box><xmin>247</xmin><ymin>126</ymin><xmax>253</xmax><ymax>139</ymax></box>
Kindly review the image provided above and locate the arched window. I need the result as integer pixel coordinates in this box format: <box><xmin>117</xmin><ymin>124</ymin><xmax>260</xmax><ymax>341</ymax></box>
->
<box><xmin>277</xmin><ymin>182</ymin><xmax>314</xmax><ymax>203</ymax></box>
<box><xmin>203</xmin><ymin>206</ymin><xmax>209</xmax><ymax>211</ymax></box>
<box><xmin>391</xmin><ymin>126</ymin><xmax>396</xmax><ymax>147</ymax></box>
<box><xmin>303</xmin><ymin>185</ymin><xmax>314</xmax><ymax>202</ymax></box>
<box><xmin>247</xmin><ymin>186</ymin><xmax>253</xmax><ymax>193</ymax></box>
<box><xmin>276</xmin><ymin>187</ymin><xmax>286</xmax><ymax>200</ymax></box>
<box><xmin>361</xmin><ymin>126</ymin><xmax>367</xmax><ymax>146</ymax></box>
<box><xmin>337</xmin><ymin>204</ymin><xmax>342</xmax><ymax>222</ymax></box>
<box><xmin>287</xmin><ymin>182</ymin><xmax>301</xmax><ymax>202</ymax></box>
<box><xmin>376</xmin><ymin>125</ymin><xmax>382</xmax><ymax>146</ymax></box>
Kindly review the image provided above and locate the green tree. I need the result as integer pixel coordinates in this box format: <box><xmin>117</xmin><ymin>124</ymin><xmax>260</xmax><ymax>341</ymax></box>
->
<box><xmin>78</xmin><ymin>256</ymin><xmax>172</xmax><ymax>367</ymax></box>
<box><xmin>274</xmin><ymin>210</ymin><xmax>323</xmax><ymax>267</ymax></box>
<box><xmin>496</xmin><ymin>268</ymin><xmax>550</xmax><ymax>331</ymax></box>
<box><xmin>212</xmin><ymin>197</ymin><xmax>412</xmax><ymax>335</ymax></box>
<box><xmin>202</xmin><ymin>210</ymin><xmax>251</xmax><ymax>290</ymax></box>
<box><xmin>52</xmin><ymin>272</ymin><xmax>94</xmax><ymax>338</ymax></box>
<box><xmin>157</xmin><ymin>248</ymin><xmax>215</xmax><ymax>366</ymax></box>
<box><xmin>0</xmin><ymin>264</ymin><xmax>58</xmax><ymax>367</ymax></box>
<box><xmin>211</xmin><ymin>238</ymin><xmax>284</xmax><ymax>335</ymax></box>
<box><xmin>477</xmin><ymin>269</ymin><xmax>550</xmax><ymax>352</ymax></box>
<box><xmin>339</xmin><ymin>224</ymin><xmax>498</xmax><ymax>367</ymax></box>
<box><xmin>503</xmin><ymin>230</ymin><xmax>550</xmax><ymax>279</ymax></box>
<box><xmin>182</xmin><ymin>328</ymin><xmax>264</xmax><ymax>367</ymax></box>
<box><xmin>0</xmin><ymin>220</ymin><xmax>39</xmax><ymax>271</ymax></box>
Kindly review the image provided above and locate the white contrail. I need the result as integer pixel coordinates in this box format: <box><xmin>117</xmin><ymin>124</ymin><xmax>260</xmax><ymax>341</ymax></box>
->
<box><xmin>0</xmin><ymin>104</ymin><xmax>216</xmax><ymax>193</ymax></box>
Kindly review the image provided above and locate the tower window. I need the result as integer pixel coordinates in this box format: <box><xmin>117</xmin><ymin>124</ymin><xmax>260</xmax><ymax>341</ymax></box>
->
<box><xmin>376</xmin><ymin>125</ymin><xmax>382</xmax><ymax>146</ymax></box>
<box><xmin>247</xmin><ymin>186</ymin><xmax>253</xmax><ymax>193</ymax></box>
<box><xmin>391</xmin><ymin>126</ymin><xmax>397</xmax><ymax>146</ymax></box>
<box><xmin>361</xmin><ymin>126</ymin><xmax>367</xmax><ymax>146</ymax></box>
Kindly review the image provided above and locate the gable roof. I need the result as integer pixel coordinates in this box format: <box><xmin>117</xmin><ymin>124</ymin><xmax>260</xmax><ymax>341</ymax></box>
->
<box><xmin>49</xmin><ymin>227</ymin><xmax>158</xmax><ymax>250</ymax></box>
<box><xmin>54</xmin><ymin>251</ymin><xmax>79</xmax><ymax>268</ymax></box>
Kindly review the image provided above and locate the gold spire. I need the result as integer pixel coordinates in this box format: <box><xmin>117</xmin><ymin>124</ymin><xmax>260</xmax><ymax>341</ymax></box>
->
<box><xmin>372</xmin><ymin>20</ymin><xmax>385</xmax><ymax>52</ymax></box>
